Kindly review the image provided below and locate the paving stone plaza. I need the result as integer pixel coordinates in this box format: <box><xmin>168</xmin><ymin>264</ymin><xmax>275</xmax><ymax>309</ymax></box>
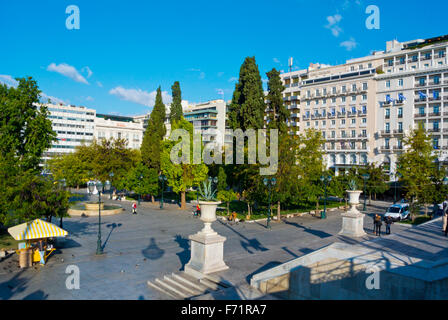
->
<box><xmin>3</xmin><ymin>194</ymin><xmax>441</xmax><ymax>300</ymax></box>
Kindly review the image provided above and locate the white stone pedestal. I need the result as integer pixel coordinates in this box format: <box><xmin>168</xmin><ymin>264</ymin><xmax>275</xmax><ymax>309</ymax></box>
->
<box><xmin>185</xmin><ymin>222</ymin><xmax>229</xmax><ymax>275</ymax></box>
<box><xmin>339</xmin><ymin>190</ymin><xmax>366</xmax><ymax>237</ymax></box>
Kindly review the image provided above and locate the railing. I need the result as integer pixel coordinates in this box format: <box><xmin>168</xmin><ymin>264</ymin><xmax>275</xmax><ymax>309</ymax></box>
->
<box><xmin>415</xmin><ymin>113</ymin><xmax>426</xmax><ymax>118</ymax></box>
<box><xmin>428</xmin><ymin>112</ymin><xmax>441</xmax><ymax>117</ymax></box>
<box><xmin>393</xmin><ymin>129</ymin><xmax>404</xmax><ymax>134</ymax></box>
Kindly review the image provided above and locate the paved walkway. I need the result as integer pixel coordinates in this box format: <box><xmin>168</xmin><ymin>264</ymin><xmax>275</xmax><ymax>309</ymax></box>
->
<box><xmin>0</xmin><ymin>198</ymin><xmax>413</xmax><ymax>299</ymax></box>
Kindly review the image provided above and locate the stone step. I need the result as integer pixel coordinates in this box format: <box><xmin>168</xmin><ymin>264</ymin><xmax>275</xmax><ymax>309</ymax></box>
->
<box><xmin>155</xmin><ymin>278</ymin><xmax>190</xmax><ymax>299</ymax></box>
<box><xmin>203</xmin><ymin>274</ymin><xmax>232</xmax><ymax>288</ymax></box>
<box><xmin>163</xmin><ymin>275</ymin><xmax>202</xmax><ymax>296</ymax></box>
<box><xmin>199</xmin><ymin>277</ymin><xmax>227</xmax><ymax>291</ymax></box>
<box><xmin>172</xmin><ymin>272</ymin><xmax>211</xmax><ymax>292</ymax></box>
<box><xmin>147</xmin><ymin>280</ymin><xmax>178</xmax><ymax>300</ymax></box>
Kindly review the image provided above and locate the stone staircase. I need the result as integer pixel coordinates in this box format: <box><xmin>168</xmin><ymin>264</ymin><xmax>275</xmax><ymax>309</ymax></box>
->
<box><xmin>147</xmin><ymin>271</ymin><xmax>232</xmax><ymax>300</ymax></box>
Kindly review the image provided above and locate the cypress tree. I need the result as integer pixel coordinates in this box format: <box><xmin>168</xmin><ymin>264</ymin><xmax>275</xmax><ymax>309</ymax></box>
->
<box><xmin>170</xmin><ymin>81</ymin><xmax>183</xmax><ymax>122</ymax></box>
<box><xmin>141</xmin><ymin>86</ymin><xmax>166</xmax><ymax>172</ymax></box>
<box><xmin>266</xmin><ymin>68</ymin><xmax>289</xmax><ymax>134</ymax></box>
<box><xmin>228</xmin><ymin>57</ymin><xmax>266</xmax><ymax>130</ymax></box>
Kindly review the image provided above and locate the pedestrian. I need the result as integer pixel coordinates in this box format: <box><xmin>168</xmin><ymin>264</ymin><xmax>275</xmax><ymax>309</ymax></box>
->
<box><xmin>443</xmin><ymin>199</ymin><xmax>448</xmax><ymax>235</ymax></box>
<box><xmin>385</xmin><ymin>216</ymin><xmax>393</xmax><ymax>235</ymax></box>
<box><xmin>374</xmin><ymin>214</ymin><xmax>382</xmax><ymax>236</ymax></box>
<box><xmin>195</xmin><ymin>204</ymin><xmax>201</xmax><ymax>216</ymax></box>
<box><xmin>132</xmin><ymin>202</ymin><xmax>137</xmax><ymax>214</ymax></box>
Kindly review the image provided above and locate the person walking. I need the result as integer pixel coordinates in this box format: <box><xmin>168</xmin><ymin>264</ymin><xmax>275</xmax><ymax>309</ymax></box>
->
<box><xmin>385</xmin><ymin>216</ymin><xmax>393</xmax><ymax>235</ymax></box>
<box><xmin>443</xmin><ymin>200</ymin><xmax>448</xmax><ymax>235</ymax></box>
<box><xmin>132</xmin><ymin>202</ymin><xmax>137</xmax><ymax>214</ymax></box>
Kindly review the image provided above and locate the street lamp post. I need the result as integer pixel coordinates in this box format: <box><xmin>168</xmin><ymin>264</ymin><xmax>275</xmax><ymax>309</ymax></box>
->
<box><xmin>138</xmin><ymin>174</ymin><xmax>143</xmax><ymax>205</ymax></box>
<box><xmin>263</xmin><ymin>177</ymin><xmax>277</xmax><ymax>230</ymax></box>
<box><xmin>88</xmin><ymin>179</ymin><xmax>111</xmax><ymax>255</ymax></box>
<box><xmin>159</xmin><ymin>174</ymin><xmax>167</xmax><ymax>209</ymax></box>
<box><xmin>362</xmin><ymin>173</ymin><xmax>370</xmax><ymax>211</ymax></box>
<box><xmin>320</xmin><ymin>175</ymin><xmax>332</xmax><ymax>219</ymax></box>
<box><xmin>109</xmin><ymin>172</ymin><xmax>114</xmax><ymax>199</ymax></box>
<box><xmin>58</xmin><ymin>179</ymin><xmax>67</xmax><ymax>228</ymax></box>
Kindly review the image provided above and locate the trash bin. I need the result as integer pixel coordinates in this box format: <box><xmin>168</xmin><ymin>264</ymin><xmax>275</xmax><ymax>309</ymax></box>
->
<box><xmin>19</xmin><ymin>249</ymin><xmax>32</xmax><ymax>268</ymax></box>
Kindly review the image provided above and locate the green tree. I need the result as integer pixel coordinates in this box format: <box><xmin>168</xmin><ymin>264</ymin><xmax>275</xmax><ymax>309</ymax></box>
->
<box><xmin>359</xmin><ymin>163</ymin><xmax>390</xmax><ymax>202</ymax></box>
<box><xmin>217</xmin><ymin>166</ymin><xmax>227</xmax><ymax>192</ymax></box>
<box><xmin>266</xmin><ymin>68</ymin><xmax>289</xmax><ymax>134</ymax></box>
<box><xmin>227</xmin><ymin>56</ymin><xmax>266</xmax><ymax>131</ymax></box>
<box><xmin>170</xmin><ymin>81</ymin><xmax>183</xmax><ymax>123</ymax></box>
<box><xmin>141</xmin><ymin>86</ymin><xmax>166</xmax><ymax>172</ymax></box>
<box><xmin>397</xmin><ymin>124</ymin><xmax>437</xmax><ymax>219</ymax></box>
<box><xmin>125</xmin><ymin>163</ymin><xmax>159</xmax><ymax>203</ymax></box>
<box><xmin>161</xmin><ymin>118</ymin><xmax>208</xmax><ymax>209</ymax></box>
<box><xmin>296</xmin><ymin>129</ymin><xmax>326</xmax><ymax>212</ymax></box>
<box><xmin>217</xmin><ymin>190</ymin><xmax>237</xmax><ymax>216</ymax></box>
<box><xmin>0</xmin><ymin>77</ymin><xmax>65</xmax><ymax>225</ymax></box>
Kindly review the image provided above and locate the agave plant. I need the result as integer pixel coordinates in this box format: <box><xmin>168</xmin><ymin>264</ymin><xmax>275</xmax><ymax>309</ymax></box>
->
<box><xmin>348</xmin><ymin>179</ymin><xmax>358</xmax><ymax>191</ymax></box>
<box><xmin>198</xmin><ymin>178</ymin><xmax>218</xmax><ymax>201</ymax></box>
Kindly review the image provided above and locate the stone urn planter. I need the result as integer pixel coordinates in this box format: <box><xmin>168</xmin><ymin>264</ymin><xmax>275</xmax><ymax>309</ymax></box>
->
<box><xmin>339</xmin><ymin>190</ymin><xmax>366</xmax><ymax>237</ymax></box>
<box><xmin>185</xmin><ymin>200</ymin><xmax>229</xmax><ymax>275</ymax></box>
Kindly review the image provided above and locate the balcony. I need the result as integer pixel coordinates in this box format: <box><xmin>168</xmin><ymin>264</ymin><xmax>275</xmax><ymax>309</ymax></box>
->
<box><xmin>380</xmin><ymin>146</ymin><xmax>391</xmax><ymax>152</ymax></box>
<box><xmin>415</xmin><ymin>113</ymin><xmax>426</xmax><ymax>118</ymax></box>
<box><xmin>337</xmin><ymin>112</ymin><xmax>346</xmax><ymax>118</ymax></box>
<box><xmin>327</xmin><ymin>114</ymin><xmax>335</xmax><ymax>119</ymax></box>
<box><xmin>395</xmin><ymin>100</ymin><xmax>405</xmax><ymax>105</ymax></box>
<box><xmin>414</xmin><ymin>98</ymin><xmax>427</xmax><ymax>103</ymax></box>
<box><xmin>381</xmin><ymin>130</ymin><xmax>392</xmax><ymax>136</ymax></box>
<box><xmin>393</xmin><ymin>146</ymin><xmax>404</xmax><ymax>151</ymax></box>
<box><xmin>415</xmin><ymin>83</ymin><xmax>427</xmax><ymax>87</ymax></box>
<box><xmin>428</xmin><ymin>112</ymin><xmax>441</xmax><ymax>117</ymax></box>
<box><xmin>358</xmin><ymin>111</ymin><xmax>367</xmax><ymax>117</ymax></box>
<box><xmin>393</xmin><ymin>129</ymin><xmax>404</xmax><ymax>135</ymax></box>
<box><xmin>347</xmin><ymin>111</ymin><xmax>357</xmax><ymax>118</ymax></box>
<box><xmin>428</xmin><ymin>128</ymin><xmax>441</xmax><ymax>133</ymax></box>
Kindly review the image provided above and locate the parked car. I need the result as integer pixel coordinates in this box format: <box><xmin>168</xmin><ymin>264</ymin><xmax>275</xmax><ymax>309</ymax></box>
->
<box><xmin>384</xmin><ymin>203</ymin><xmax>410</xmax><ymax>221</ymax></box>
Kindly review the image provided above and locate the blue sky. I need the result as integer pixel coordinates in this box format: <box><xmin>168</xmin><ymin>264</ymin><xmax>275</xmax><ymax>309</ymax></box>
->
<box><xmin>0</xmin><ymin>0</ymin><xmax>447</xmax><ymax>116</ymax></box>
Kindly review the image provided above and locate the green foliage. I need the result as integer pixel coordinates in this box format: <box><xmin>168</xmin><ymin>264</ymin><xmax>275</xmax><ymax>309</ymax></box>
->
<box><xmin>0</xmin><ymin>77</ymin><xmax>56</xmax><ymax>171</ymax></box>
<box><xmin>217</xmin><ymin>189</ymin><xmax>238</xmax><ymax>215</ymax></box>
<box><xmin>227</xmin><ymin>56</ymin><xmax>266</xmax><ymax>131</ymax></box>
<box><xmin>141</xmin><ymin>86</ymin><xmax>166</xmax><ymax>172</ymax></box>
<box><xmin>359</xmin><ymin>163</ymin><xmax>390</xmax><ymax>197</ymax></box>
<box><xmin>217</xmin><ymin>166</ymin><xmax>227</xmax><ymax>192</ymax></box>
<box><xmin>124</xmin><ymin>163</ymin><xmax>159</xmax><ymax>197</ymax></box>
<box><xmin>47</xmin><ymin>138</ymin><xmax>140</xmax><ymax>190</ymax></box>
<box><xmin>0</xmin><ymin>77</ymin><xmax>66</xmax><ymax>225</ymax></box>
<box><xmin>348</xmin><ymin>179</ymin><xmax>357</xmax><ymax>191</ymax></box>
<box><xmin>266</xmin><ymin>68</ymin><xmax>289</xmax><ymax>134</ymax></box>
<box><xmin>198</xmin><ymin>179</ymin><xmax>218</xmax><ymax>201</ymax></box>
<box><xmin>397</xmin><ymin>124</ymin><xmax>438</xmax><ymax>215</ymax></box>
<box><xmin>170</xmin><ymin>81</ymin><xmax>183</xmax><ymax>123</ymax></box>
<box><xmin>161</xmin><ymin>117</ymin><xmax>208</xmax><ymax>208</ymax></box>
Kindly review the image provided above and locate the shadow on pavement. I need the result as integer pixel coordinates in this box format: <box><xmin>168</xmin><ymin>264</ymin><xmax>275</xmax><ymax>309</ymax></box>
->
<box><xmin>142</xmin><ymin>238</ymin><xmax>165</xmax><ymax>260</ymax></box>
<box><xmin>174</xmin><ymin>235</ymin><xmax>190</xmax><ymax>271</ymax></box>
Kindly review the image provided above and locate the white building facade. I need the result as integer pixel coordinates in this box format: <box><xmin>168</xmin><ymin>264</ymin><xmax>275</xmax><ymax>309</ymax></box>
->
<box><xmin>94</xmin><ymin>114</ymin><xmax>144</xmax><ymax>149</ymax></box>
<box><xmin>43</xmin><ymin>103</ymin><xmax>96</xmax><ymax>162</ymax></box>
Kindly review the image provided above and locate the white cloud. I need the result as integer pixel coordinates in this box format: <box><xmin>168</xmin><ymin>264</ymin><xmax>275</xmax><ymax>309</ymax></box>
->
<box><xmin>325</xmin><ymin>14</ymin><xmax>343</xmax><ymax>37</ymax></box>
<box><xmin>273</xmin><ymin>58</ymin><xmax>280</xmax><ymax>64</ymax></box>
<box><xmin>187</xmin><ymin>68</ymin><xmax>201</xmax><ymax>72</ymax></box>
<box><xmin>228</xmin><ymin>77</ymin><xmax>238</xmax><ymax>82</ymax></box>
<box><xmin>40</xmin><ymin>93</ymin><xmax>67</xmax><ymax>105</ymax></box>
<box><xmin>199</xmin><ymin>72</ymin><xmax>205</xmax><ymax>79</ymax></box>
<box><xmin>216</xmin><ymin>88</ymin><xmax>224</xmax><ymax>95</ymax></box>
<box><xmin>47</xmin><ymin>63</ymin><xmax>89</xmax><ymax>84</ymax></box>
<box><xmin>82</xmin><ymin>66</ymin><xmax>93</xmax><ymax>78</ymax></box>
<box><xmin>85</xmin><ymin>96</ymin><xmax>94</xmax><ymax>101</ymax></box>
<box><xmin>0</xmin><ymin>75</ymin><xmax>66</xmax><ymax>104</ymax></box>
<box><xmin>340</xmin><ymin>37</ymin><xmax>358</xmax><ymax>51</ymax></box>
<box><xmin>96</xmin><ymin>81</ymin><xmax>103</xmax><ymax>87</ymax></box>
<box><xmin>109</xmin><ymin>86</ymin><xmax>172</xmax><ymax>107</ymax></box>
<box><xmin>0</xmin><ymin>75</ymin><xmax>18</xmax><ymax>87</ymax></box>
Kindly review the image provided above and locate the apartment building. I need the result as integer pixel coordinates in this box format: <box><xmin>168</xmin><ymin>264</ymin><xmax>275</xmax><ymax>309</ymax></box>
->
<box><xmin>279</xmin><ymin>59</ymin><xmax>382</xmax><ymax>175</ymax></box>
<box><xmin>375</xmin><ymin>35</ymin><xmax>448</xmax><ymax>176</ymax></box>
<box><xmin>95</xmin><ymin>114</ymin><xmax>144</xmax><ymax>149</ymax></box>
<box><xmin>183</xmin><ymin>99</ymin><xmax>227</xmax><ymax>147</ymax></box>
<box><xmin>42</xmin><ymin>103</ymin><xmax>96</xmax><ymax>163</ymax></box>
<box><xmin>279</xmin><ymin>34</ymin><xmax>448</xmax><ymax>177</ymax></box>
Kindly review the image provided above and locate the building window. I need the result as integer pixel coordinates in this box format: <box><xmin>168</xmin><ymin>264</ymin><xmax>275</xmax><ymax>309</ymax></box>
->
<box><xmin>385</xmin><ymin>123</ymin><xmax>390</xmax><ymax>133</ymax></box>
<box><xmin>398</xmin><ymin>79</ymin><xmax>403</xmax><ymax>87</ymax></box>
<box><xmin>398</xmin><ymin>107</ymin><xmax>403</xmax><ymax>118</ymax></box>
<box><xmin>386</xmin><ymin>80</ymin><xmax>390</xmax><ymax>88</ymax></box>
<box><xmin>385</xmin><ymin>109</ymin><xmax>390</xmax><ymax>119</ymax></box>
<box><xmin>362</xmin><ymin>94</ymin><xmax>367</xmax><ymax>101</ymax></box>
<box><xmin>351</xmin><ymin>95</ymin><xmax>356</xmax><ymax>102</ymax></box>
<box><xmin>362</xmin><ymin>83</ymin><xmax>368</xmax><ymax>90</ymax></box>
